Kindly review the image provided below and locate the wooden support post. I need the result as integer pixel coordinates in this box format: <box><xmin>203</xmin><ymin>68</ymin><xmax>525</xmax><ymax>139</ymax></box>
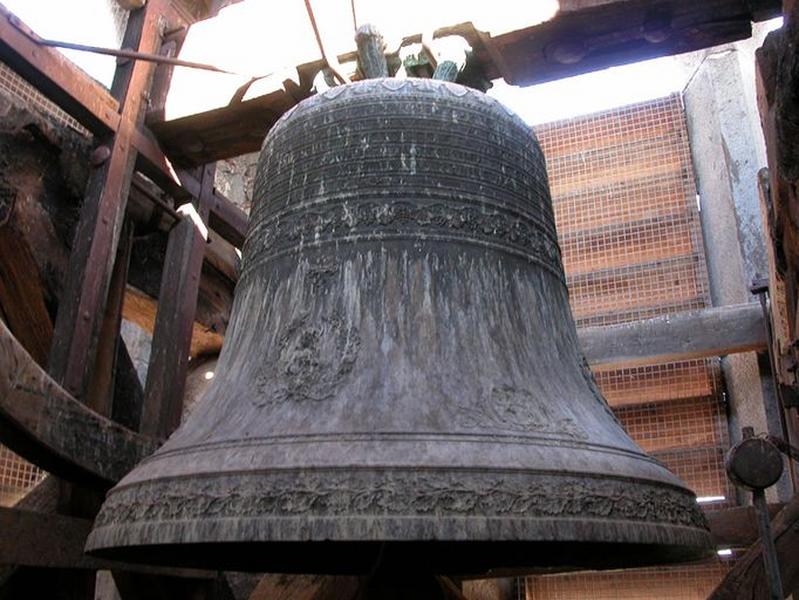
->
<box><xmin>141</xmin><ymin>164</ymin><xmax>215</xmax><ymax>438</ymax></box>
<box><xmin>0</xmin><ymin>194</ymin><xmax>54</xmax><ymax>366</ymax></box>
<box><xmin>86</xmin><ymin>218</ymin><xmax>136</xmax><ymax>417</ymax></box>
<box><xmin>146</xmin><ymin>27</ymin><xmax>189</xmax><ymax>125</ymax></box>
<box><xmin>48</xmin><ymin>4</ymin><xmax>161</xmax><ymax>399</ymax></box>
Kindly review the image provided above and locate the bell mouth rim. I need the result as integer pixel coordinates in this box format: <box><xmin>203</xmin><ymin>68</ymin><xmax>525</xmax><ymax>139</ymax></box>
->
<box><xmin>86</xmin><ymin>517</ymin><xmax>713</xmax><ymax>575</ymax></box>
<box><xmin>87</xmin><ymin>466</ymin><xmax>709</xmax><ymax>571</ymax></box>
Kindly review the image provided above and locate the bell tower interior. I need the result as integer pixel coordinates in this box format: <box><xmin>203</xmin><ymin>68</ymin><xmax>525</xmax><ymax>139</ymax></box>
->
<box><xmin>0</xmin><ymin>1</ymin><xmax>797</xmax><ymax>599</ymax></box>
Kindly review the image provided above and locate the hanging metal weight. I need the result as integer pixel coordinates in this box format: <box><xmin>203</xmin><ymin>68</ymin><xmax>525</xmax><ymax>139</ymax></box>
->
<box><xmin>726</xmin><ymin>427</ymin><xmax>785</xmax><ymax>600</ymax></box>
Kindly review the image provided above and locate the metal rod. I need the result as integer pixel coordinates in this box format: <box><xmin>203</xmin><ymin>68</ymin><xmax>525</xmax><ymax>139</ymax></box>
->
<box><xmin>303</xmin><ymin>0</ymin><xmax>350</xmax><ymax>85</ymax></box>
<box><xmin>752</xmin><ymin>487</ymin><xmax>784</xmax><ymax>600</ymax></box>
<box><xmin>8</xmin><ymin>14</ymin><xmax>241</xmax><ymax>75</ymax></box>
<box><xmin>752</xmin><ymin>280</ymin><xmax>797</xmax><ymax>490</ymax></box>
<box><xmin>37</xmin><ymin>39</ymin><xmax>237</xmax><ymax>74</ymax></box>
<box><xmin>351</xmin><ymin>0</ymin><xmax>358</xmax><ymax>30</ymax></box>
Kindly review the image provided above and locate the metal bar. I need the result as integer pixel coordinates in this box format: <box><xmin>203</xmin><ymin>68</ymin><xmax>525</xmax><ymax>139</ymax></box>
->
<box><xmin>740</xmin><ymin>426</ymin><xmax>785</xmax><ymax>600</ymax></box>
<box><xmin>753</xmin><ymin>487</ymin><xmax>784</xmax><ymax>600</ymax></box>
<box><xmin>751</xmin><ymin>280</ymin><xmax>797</xmax><ymax>493</ymax></box>
<box><xmin>20</xmin><ymin>35</ymin><xmax>242</xmax><ymax>75</ymax></box>
<box><xmin>303</xmin><ymin>0</ymin><xmax>350</xmax><ymax>84</ymax></box>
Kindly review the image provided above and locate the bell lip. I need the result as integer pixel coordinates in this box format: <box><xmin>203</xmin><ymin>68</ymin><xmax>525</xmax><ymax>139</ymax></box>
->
<box><xmin>86</xmin><ymin>466</ymin><xmax>710</xmax><ymax>574</ymax></box>
<box><xmin>85</xmin><ymin>518</ymin><xmax>713</xmax><ymax>575</ymax></box>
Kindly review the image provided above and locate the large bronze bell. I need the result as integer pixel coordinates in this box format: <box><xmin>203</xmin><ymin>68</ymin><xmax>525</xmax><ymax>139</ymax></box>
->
<box><xmin>87</xmin><ymin>79</ymin><xmax>711</xmax><ymax>575</ymax></box>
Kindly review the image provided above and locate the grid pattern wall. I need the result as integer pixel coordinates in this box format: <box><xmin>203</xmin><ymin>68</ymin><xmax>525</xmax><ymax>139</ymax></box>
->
<box><xmin>526</xmin><ymin>96</ymin><xmax>732</xmax><ymax>596</ymax></box>
<box><xmin>595</xmin><ymin>359</ymin><xmax>719</xmax><ymax>407</ymax></box>
<box><xmin>524</xmin><ymin>562</ymin><xmax>732</xmax><ymax>600</ymax></box>
<box><xmin>537</xmin><ymin>95</ymin><xmax>708</xmax><ymax>328</ymax></box>
<box><xmin>0</xmin><ymin>61</ymin><xmax>88</xmax><ymax>134</ymax></box>
<box><xmin>0</xmin><ymin>445</ymin><xmax>47</xmax><ymax>507</ymax></box>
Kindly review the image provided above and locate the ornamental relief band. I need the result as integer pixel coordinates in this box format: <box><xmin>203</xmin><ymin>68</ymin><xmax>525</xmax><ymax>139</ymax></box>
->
<box><xmin>239</xmin><ymin>200</ymin><xmax>564</xmax><ymax>282</ymax></box>
<box><xmin>93</xmin><ymin>472</ymin><xmax>707</xmax><ymax>530</ymax></box>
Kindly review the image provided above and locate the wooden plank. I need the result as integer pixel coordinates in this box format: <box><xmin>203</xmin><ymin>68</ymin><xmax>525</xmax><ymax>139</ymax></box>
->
<box><xmin>121</xmin><ymin>286</ymin><xmax>224</xmax><ymax>358</ymax></box>
<box><xmin>535</xmin><ymin>99</ymin><xmax>685</xmax><ymax>159</ymax></box>
<box><xmin>111</xmin><ymin>571</ymin><xmax>235</xmax><ymax>600</ymax></box>
<box><xmin>86</xmin><ymin>218</ymin><xmax>135</xmax><ymax>417</ymax></box>
<box><xmin>709</xmin><ymin>494</ymin><xmax>799</xmax><ymax>599</ymax></box>
<box><xmin>0</xmin><ymin>213</ymin><xmax>53</xmax><ymax>367</ymax></box>
<box><xmin>548</xmin><ymin>143</ymin><xmax>684</xmax><ymax>197</ymax></box>
<box><xmin>147</xmin><ymin>1</ymin><xmax>779</xmax><ymax>166</ymax></box>
<box><xmin>491</xmin><ymin>0</ymin><xmax>765</xmax><ymax>86</ymax></box>
<box><xmin>706</xmin><ymin>503</ymin><xmax>784</xmax><ymax>548</ymax></box>
<box><xmin>0</xmin><ymin>318</ymin><xmax>155</xmax><ymax>485</ymax></box>
<box><xmin>568</xmin><ymin>256</ymin><xmax>704</xmax><ymax>319</ymax></box>
<box><xmin>132</xmin><ymin>128</ymin><xmax>248</xmax><ymax>248</ymax></box>
<box><xmin>141</xmin><ymin>164</ymin><xmax>215</xmax><ymax>438</ymax></box>
<box><xmin>0</xmin><ymin>5</ymin><xmax>248</xmax><ymax>248</ymax></box>
<box><xmin>147</xmin><ymin>86</ymin><xmax>300</xmax><ymax>167</ymax></box>
<box><xmin>48</xmin><ymin>3</ymin><xmax>161</xmax><ymax>399</ymax></box>
<box><xmin>655</xmin><ymin>445</ymin><xmax>728</xmax><ymax>499</ymax></box>
<box><xmin>579</xmin><ymin>303</ymin><xmax>766</xmax><ymax>369</ymax></box>
<box><xmin>249</xmin><ymin>575</ymin><xmax>361</xmax><ymax>600</ymax></box>
<box><xmin>561</xmin><ymin>213</ymin><xmax>696</xmax><ymax>276</ymax></box>
<box><xmin>553</xmin><ymin>171</ymin><xmax>693</xmax><ymax>235</ymax></box>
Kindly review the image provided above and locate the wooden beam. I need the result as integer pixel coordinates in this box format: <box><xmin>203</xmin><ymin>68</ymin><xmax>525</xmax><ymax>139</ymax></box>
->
<box><xmin>141</xmin><ymin>164</ymin><xmax>215</xmax><ymax>438</ymax></box>
<box><xmin>579</xmin><ymin>303</ymin><xmax>766</xmax><ymax>370</ymax></box>
<box><xmin>47</xmin><ymin>4</ymin><xmax>160</xmax><ymax>399</ymax></box>
<box><xmin>0</xmin><ymin>318</ymin><xmax>155</xmax><ymax>485</ymax></box>
<box><xmin>112</xmin><ymin>571</ymin><xmax>235</xmax><ymax>600</ymax></box>
<box><xmin>0</xmin><ymin>506</ymin><xmax>214</xmax><ymax>578</ymax></box>
<box><xmin>121</xmin><ymin>286</ymin><xmax>225</xmax><ymax>358</ymax></box>
<box><xmin>0</xmin><ymin>4</ymin><xmax>248</xmax><ymax>248</ymax></box>
<box><xmin>148</xmin><ymin>0</ymin><xmax>781</xmax><ymax>166</ymax></box>
<box><xmin>86</xmin><ymin>218</ymin><xmax>136</xmax><ymax>417</ymax></box>
<box><xmin>706</xmin><ymin>503</ymin><xmax>785</xmax><ymax>548</ymax></box>
<box><xmin>249</xmin><ymin>575</ymin><xmax>361</xmax><ymax>600</ymax></box>
<box><xmin>0</xmin><ymin>207</ymin><xmax>53</xmax><ymax>367</ymax></box>
<box><xmin>709</xmin><ymin>494</ymin><xmax>799</xmax><ymax>599</ymax></box>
